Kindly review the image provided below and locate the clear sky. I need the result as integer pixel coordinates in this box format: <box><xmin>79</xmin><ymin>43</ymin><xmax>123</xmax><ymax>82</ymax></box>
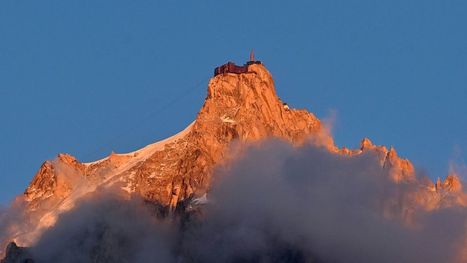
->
<box><xmin>0</xmin><ymin>0</ymin><xmax>466</xmax><ymax>204</ymax></box>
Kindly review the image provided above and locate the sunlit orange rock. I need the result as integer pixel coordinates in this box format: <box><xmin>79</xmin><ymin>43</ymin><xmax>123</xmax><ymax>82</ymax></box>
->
<box><xmin>2</xmin><ymin>59</ymin><xmax>465</xmax><ymax>261</ymax></box>
<box><xmin>7</xmin><ymin>62</ymin><xmax>325</xmax><ymax>247</ymax></box>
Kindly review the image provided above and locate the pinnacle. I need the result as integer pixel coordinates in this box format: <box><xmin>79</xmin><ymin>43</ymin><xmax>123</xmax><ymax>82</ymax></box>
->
<box><xmin>360</xmin><ymin>137</ymin><xmax>374</xmax><ymax>151</ymax></box>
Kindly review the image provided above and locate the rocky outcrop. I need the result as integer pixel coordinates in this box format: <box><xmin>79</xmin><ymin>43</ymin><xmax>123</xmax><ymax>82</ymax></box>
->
<box><xmin>7</xmin><ymin>63</ymin><xmax>324</xmax><ymax>247</ymax></box>
<box><xmin>2</xmin><ymin>60</ymin><xmax>465</xmax><ymax>256</ymax></box>
<box><xmin>0</xmin><ymin>242</ymin><xmax>32</xmax><ymax>263</ymax></box>
<box><xmin>360</xmin><ymin>138</ymin><xmax>415</xmax><ymax>182</ymax></box>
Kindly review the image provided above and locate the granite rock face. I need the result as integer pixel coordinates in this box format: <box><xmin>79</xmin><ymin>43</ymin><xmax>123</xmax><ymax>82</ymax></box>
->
<box><xmin>2</xmin><ymin>61</ymin><xmax>465</xmax><ymax>260</ymax></box>
<box><xmin>8</xmin><ymin>63</ymin><xmax>325</xmax><ymax>247</ymax></box>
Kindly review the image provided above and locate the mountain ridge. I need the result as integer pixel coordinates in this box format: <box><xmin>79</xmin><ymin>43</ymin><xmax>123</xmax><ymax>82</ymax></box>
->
<box><xmin>2</xmin><ymin>60</ymin><xmax>466</xmax><ymax>261</ymax></box>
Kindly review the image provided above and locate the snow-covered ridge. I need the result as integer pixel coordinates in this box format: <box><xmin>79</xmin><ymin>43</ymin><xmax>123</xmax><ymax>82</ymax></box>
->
<box><xmin>84</xmin><ymin>121</ymin><xmax>195</xmax><ymax>166</ymax></box>
<box><xmin>11</xmin><ymin>122</ymin><xmax>195</xmax><ymax>246</ymax></box>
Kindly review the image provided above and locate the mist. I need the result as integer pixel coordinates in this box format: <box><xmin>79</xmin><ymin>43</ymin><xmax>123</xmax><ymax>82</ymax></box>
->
<box><xmin>31</xmin><ymin>192</ymin><xmax>174</xmax><ymax>263</ymax></box>
<box><xmin>4</xmin><ymin>140</ymin><xmax>466</xmax><ymax>262</ymax></box>
<box><xmin>178</xmin><ymin>140</ymin><xmax>466</xmax><ymax>262</ymax></box>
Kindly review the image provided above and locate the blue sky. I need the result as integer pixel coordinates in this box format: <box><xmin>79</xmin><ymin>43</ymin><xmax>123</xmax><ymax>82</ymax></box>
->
<box><xmin>0</xmin><ymin>0</ymin><xmax>466</xmax><ymax>204</ymax></box>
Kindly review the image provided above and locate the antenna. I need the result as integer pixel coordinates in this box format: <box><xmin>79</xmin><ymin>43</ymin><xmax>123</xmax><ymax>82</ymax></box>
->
<box><xmin>249</xmin><ymin>49</ymin><xmax>255</xmax><ymax>61</ymax></box>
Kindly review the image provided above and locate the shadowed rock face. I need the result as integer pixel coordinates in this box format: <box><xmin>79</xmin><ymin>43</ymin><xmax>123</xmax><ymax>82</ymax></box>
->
<box><xmin>2</xmin><ymin>61</ymin><xmax>465</xmax><ymax>259</ymax></box>
<box><xmin>0</xmin><ymin>242</ymin><xmax>32</xmax><ymax>263</ymax></box>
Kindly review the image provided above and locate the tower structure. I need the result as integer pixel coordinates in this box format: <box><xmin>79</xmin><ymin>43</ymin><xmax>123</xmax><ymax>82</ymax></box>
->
<box><xmin>250</xmin><ymin>49</ymin><xmax>255</xmax><ymax>62</ymax></box>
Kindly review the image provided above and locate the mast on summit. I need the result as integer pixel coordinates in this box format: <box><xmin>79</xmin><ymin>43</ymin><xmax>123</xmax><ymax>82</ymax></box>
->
<box><xmin>249</xmin><ymin>49</ymin><xmax>255</xmax><ymax>62</ymax></box>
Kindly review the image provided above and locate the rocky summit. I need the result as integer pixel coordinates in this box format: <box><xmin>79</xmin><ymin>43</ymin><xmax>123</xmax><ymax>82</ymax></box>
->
<box><xmin>5</xmin><ymin>62</ymin><xmax>324</xmax><ymax>247</ymax></box>
<box><xmin>2</xmin><ymin>59</ymin><xmax>466</xmax><ymax>262</ymax></box>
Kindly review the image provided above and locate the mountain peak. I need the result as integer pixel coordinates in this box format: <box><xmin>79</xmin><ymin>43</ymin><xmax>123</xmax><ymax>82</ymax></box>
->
<box><xmin>207</xmin><ymin>62</ymin><xmax>279</xmax><ymax>111</ymax></box>
<box><xmin>4</xmin><ymin>58</ymin><xmax>465</xmax><ymax>255</ymax></box>
<box><xmin>360</xmin><ymin>137</ymin><xmax>374</xmax><ymax>151</ymax></box>
<box><xmin>200</xmin><ymin>62</ymin><xmax>319</xmax><ymax>142</ymax></box>
<box><xmin>7</xmin><ymin>59</ymin><xmax>324</xmax><ymax>247</ymax></box>
<box><xmin>443</xmin><ymin>174</ymin><xmax>463</xmax><ymax>192</ymax></box>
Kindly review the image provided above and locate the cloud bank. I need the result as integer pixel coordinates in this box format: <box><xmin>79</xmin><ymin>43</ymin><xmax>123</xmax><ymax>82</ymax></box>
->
<box><xmin>3</xmin><ymin>140</ymin><xmax>467</xmax><ymax>263</ymax></box>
